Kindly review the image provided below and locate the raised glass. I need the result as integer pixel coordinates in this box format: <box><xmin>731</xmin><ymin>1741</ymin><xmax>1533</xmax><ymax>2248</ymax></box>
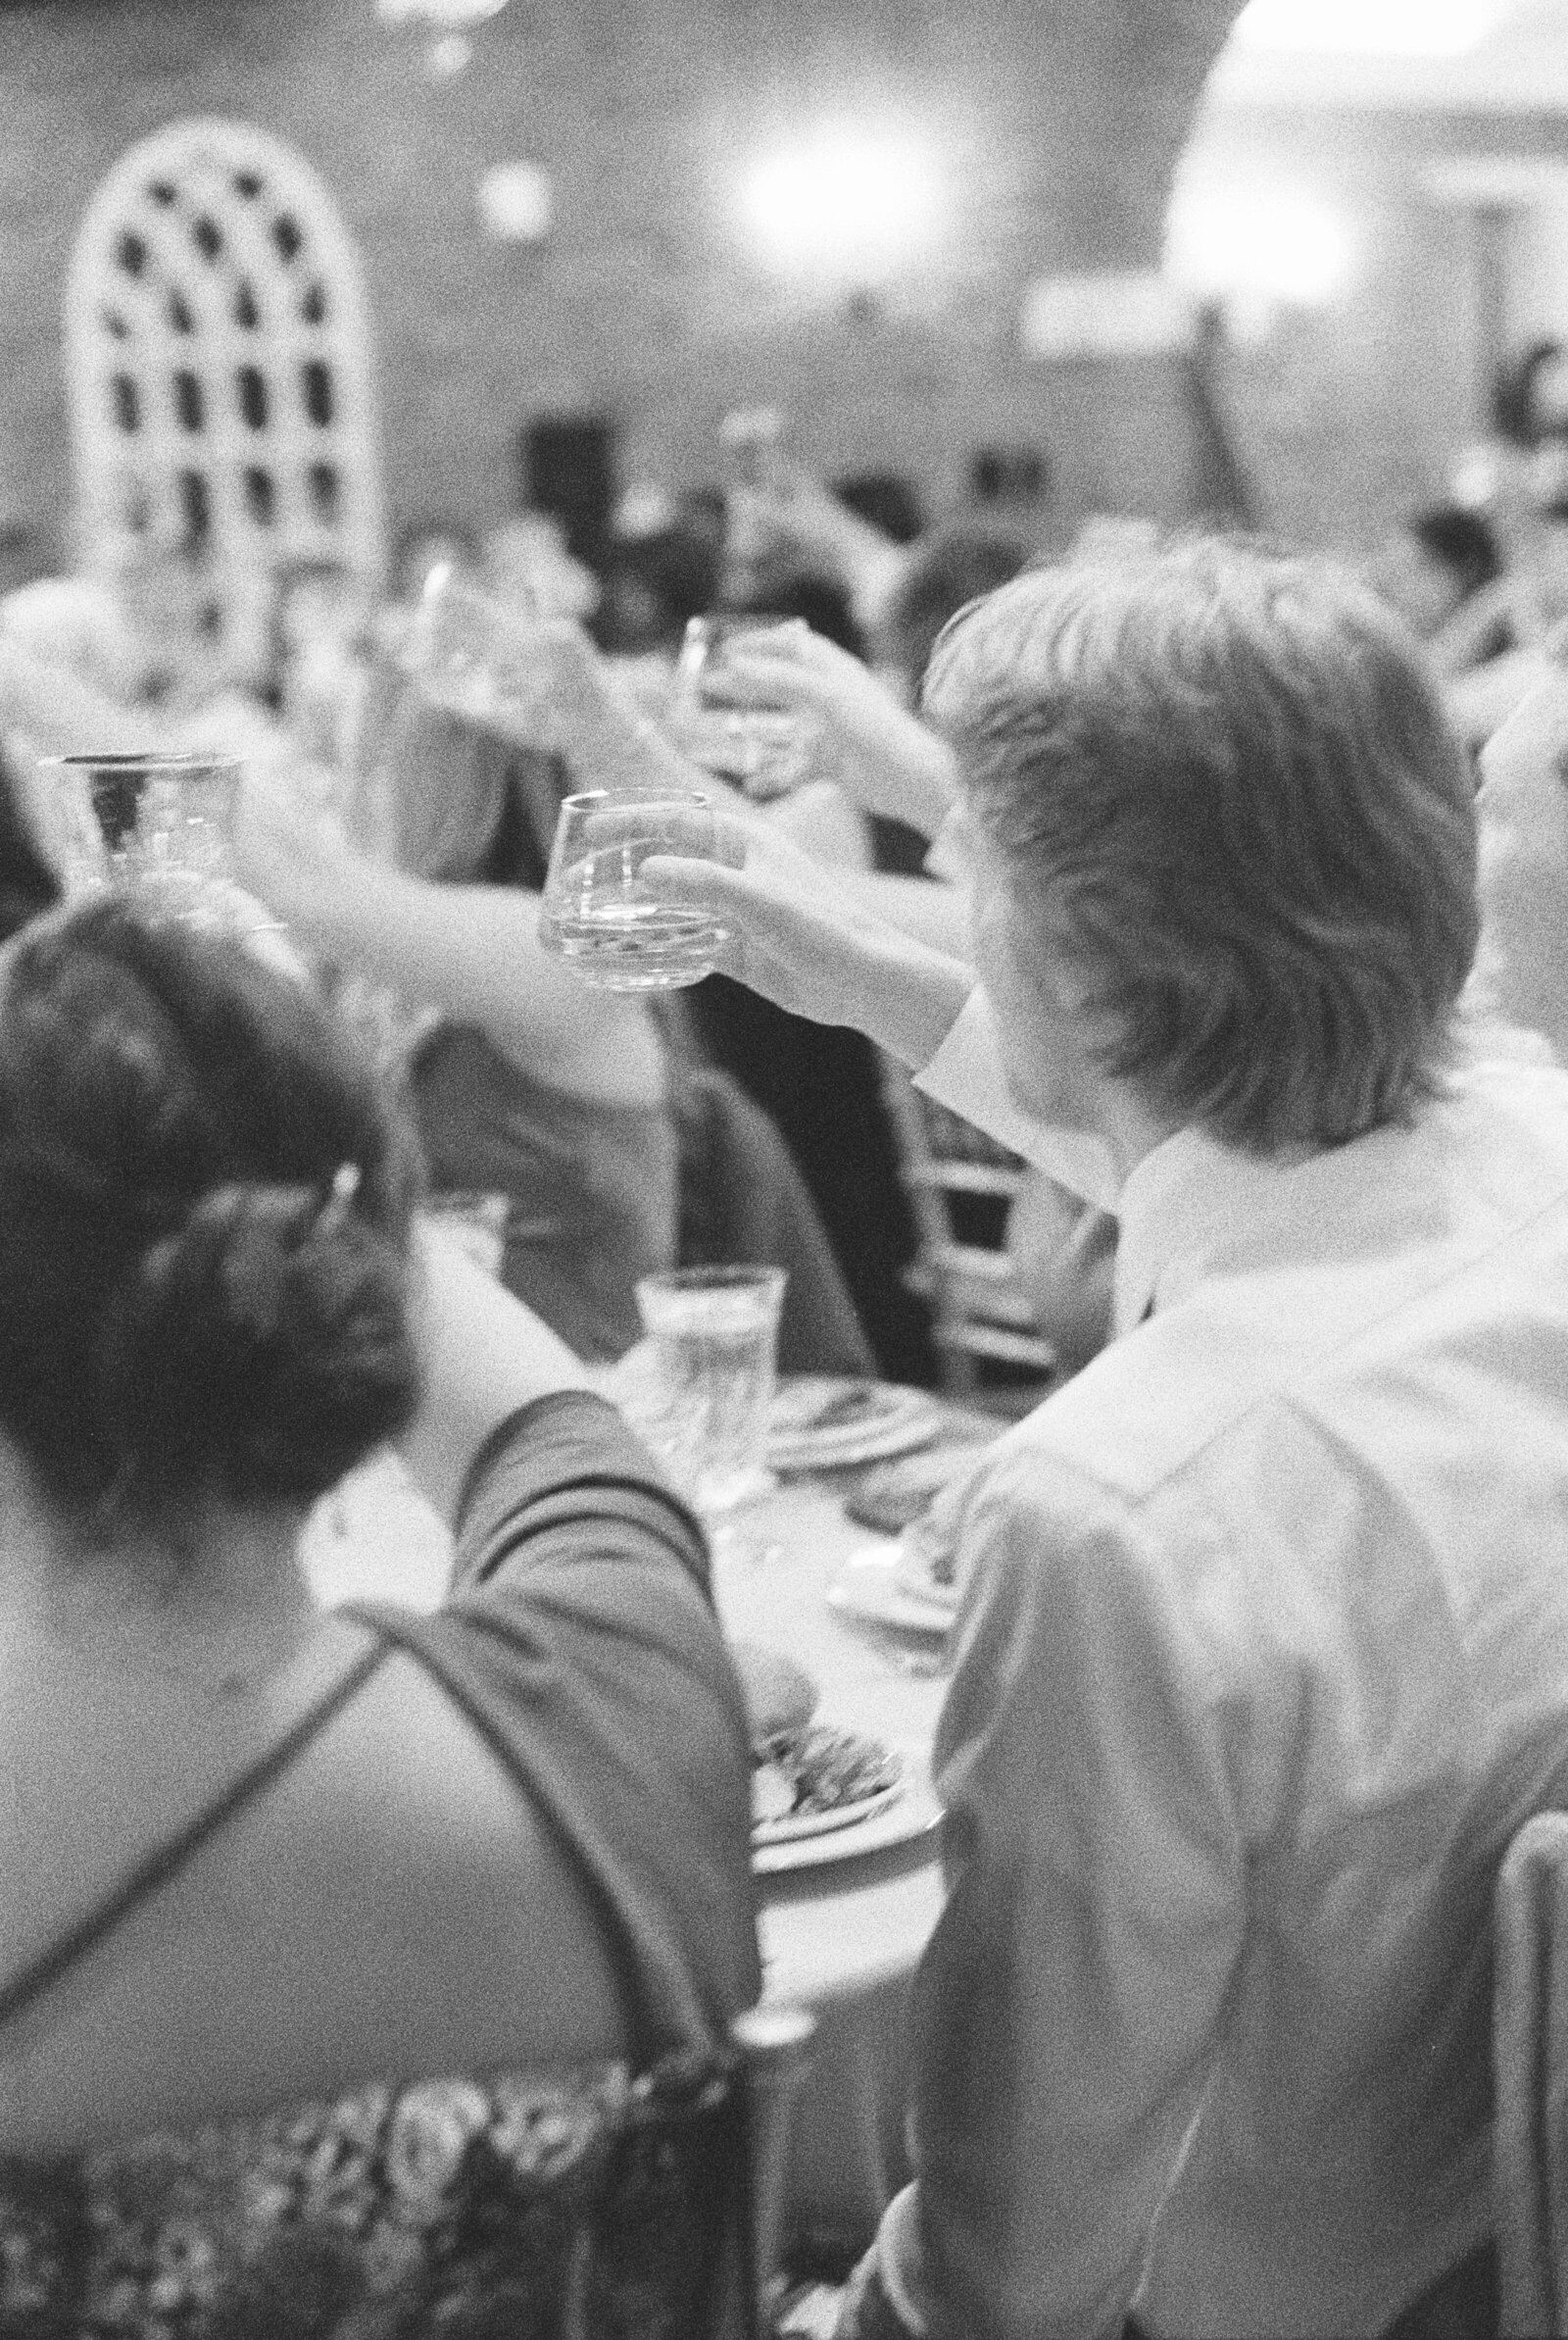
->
<box><xmin>538</xmin><ymin>784</ymin><xmax>729</xmax><ymax>992</ymax></box>
<box><xmin>36</xmin><ymin>751</ymin><xmax>275</xmax><ymax>935</ymax></box>
<box><xmin>402</xmin><ymin>561</ymin><xmax>542</xmax><ymax>728</ymax></box>
<box><xmin>665</xmin><ymin>615</ymin><xmax>815</xmax><ymax>801</ymax></box>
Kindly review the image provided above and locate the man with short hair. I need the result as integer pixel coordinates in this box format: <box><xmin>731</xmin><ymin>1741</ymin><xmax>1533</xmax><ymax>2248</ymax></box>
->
<box><xmin>645</xmin><ymin>537</ymin><xmax>1568</xmax><ymax>2337</ymax></box>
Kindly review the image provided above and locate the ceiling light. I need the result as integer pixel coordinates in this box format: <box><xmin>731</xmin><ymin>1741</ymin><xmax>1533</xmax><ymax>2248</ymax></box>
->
<box><xmin>742</xmin><ymin>129</ymin><xmax>945</xmax><ymax>280</ymax></box>
<box><xmin>1231</xmin><ymin>0</ymin><xmax>1510</xmax><ymax>56</ymax></box>
<box><xmin>1165</xmin><ymin>184</ymin><xmax>1355</xmax><ymax>309</ymax></box>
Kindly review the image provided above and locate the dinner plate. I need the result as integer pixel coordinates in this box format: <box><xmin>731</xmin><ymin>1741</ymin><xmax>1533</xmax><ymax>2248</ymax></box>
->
<box><xmin>754</xmin><ymin>1774</ymin><xmax>906</xmax><ymax>1847</ymax></box>
<box><xmin>751</xmin><ymin>1723</ymin><xmax>905</xmax><ymax>1844</ymax></box>
<box><xmin>767</xmin><ymin>1378</ymin><xmax>942</xmax><ymax>1472</ymax></box>
<box><xmin>826</xmin><ymin>1542</ymin><xmax>956</xmax><ymax>1639</ymax></box>
<box><xmin>753</xmin><ymin>1756</ymin><xmax>942</xmax><ymax>1875</ymax></box>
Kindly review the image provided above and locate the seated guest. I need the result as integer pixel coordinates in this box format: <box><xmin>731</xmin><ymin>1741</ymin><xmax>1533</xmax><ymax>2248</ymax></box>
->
<box><xmin>641</xmin><ymin>535</ymin><xmax>1568</xmax><ymax>2338</ymax></box>
<box><xmin>0</xmin><ymin>899</ymin><xmax>758</xmax><ymax>2176</ymax></box>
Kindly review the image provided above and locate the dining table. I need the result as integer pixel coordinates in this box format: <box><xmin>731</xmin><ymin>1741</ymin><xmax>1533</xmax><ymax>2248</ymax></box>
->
<box><xmin>300</xmin><ymin>1381</ymin><xmax>1006</xmax><ymax>2263</ymax></box>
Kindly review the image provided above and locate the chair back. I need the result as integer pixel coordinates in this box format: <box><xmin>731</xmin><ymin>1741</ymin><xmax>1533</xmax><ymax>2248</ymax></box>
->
<box><xmin>1495</xmin><ymin>1808</ymin><xmax>1568</xmax><ymax>2336</ymax></box>
<box><xmin>0</xmin><ymin>2010</ymin><xmax>813</xmax><ymax>2338</ymax></box>
<box><xmin>877</xmin><ymin>1053</ymin><xmax>1055</xmax><ymax>1412</ymax></box>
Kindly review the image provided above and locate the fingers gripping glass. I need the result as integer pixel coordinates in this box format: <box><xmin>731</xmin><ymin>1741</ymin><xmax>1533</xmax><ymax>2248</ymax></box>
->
<box><xmin>666</xmin><ymin>616</ymin><xmax>815</xmax><ymax>802</ymax></box>
<box><xmin>538</xmin><ymin>785</ymin><xmax>730</xmax><ymax>992</ymax></box>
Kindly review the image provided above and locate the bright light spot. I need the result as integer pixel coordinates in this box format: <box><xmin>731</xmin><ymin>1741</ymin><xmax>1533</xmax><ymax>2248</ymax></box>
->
<box><xmin>424</xmin><ymin>31</ymin><xmax>471</xmax><ymax>76</ymax></box>
<box><xmin>1231</xmin><ymin>0</ymin><xmax>1509</xmax><ymax>56</ymax></box>
<box><xmin>1164</xmin><ymin>185</ymin><xmax>1354</xmax><ymax>309</ymax></box>
<box><xmin>477</xmin><ymin>160</ymin><xmax>554</xmax><ymax>242</ymax></box>
<box><xmin>742</xmin><ymin>130</ymin><xmax>945</xmax><ymax>279</ymax></box>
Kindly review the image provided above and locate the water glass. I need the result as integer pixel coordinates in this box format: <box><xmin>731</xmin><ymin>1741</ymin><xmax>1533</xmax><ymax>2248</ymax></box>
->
<box><xmin>538</xmin><ymin>784</ymin><xmax>730</xmax><ymax>992</ymax></box>
<box><xmin>635</xmin><ymin>1266</ymin><xmax>788</xmax><ymax>1518</ymax></box>
<box><xmin>36</xmin><ymin>751</ymin><xmax>272</xmax><ymax>935</ymax></box>
<box><xmin>666</xmin><ymin>616</ymin><xmax>815</xmax><ymax>801</ymax></box>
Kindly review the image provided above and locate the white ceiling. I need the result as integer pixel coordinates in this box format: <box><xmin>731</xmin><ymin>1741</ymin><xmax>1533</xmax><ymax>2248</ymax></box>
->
<box><xmin>1206</xmin><ymin>0</ymin><xmax>1568</xmax><ymax>111</ymax></box>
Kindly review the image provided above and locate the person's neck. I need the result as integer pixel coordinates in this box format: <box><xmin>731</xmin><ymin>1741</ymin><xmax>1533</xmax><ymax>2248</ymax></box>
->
<box><xmin>1095</xmin><ymin>1081</ymin><xmax>1183</xmax><ymax>1192</ymax></box>
<box><xmin>0</xmin><ymin>1454</ymin><xmax>317</xmax><ymax>1696</ymax></box>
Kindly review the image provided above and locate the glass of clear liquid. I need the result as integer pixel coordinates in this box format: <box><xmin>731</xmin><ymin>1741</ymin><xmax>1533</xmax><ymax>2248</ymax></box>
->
<box><xmin>538</xmin><ymin>784</ymin><xmax>730</xmax><ymax>991</ymax></box>
<box><xmin>36</xmin><ymin>751</ymin><xmax>281</xmax><ymax>939</ymax></box>
<box><xmin>401</xmin><ymin>562</ymin><xmax>544</xmax><ymax>731</ymax></box>
<box><xmin>666</xmin><ymin>615</ymin><xmax>815</xmax><ymax>802</ymax></box>
<box><xmin>635</xmin><ymin>1265</ymin><xmax>788</xmax><ymax>1519</ymax></box>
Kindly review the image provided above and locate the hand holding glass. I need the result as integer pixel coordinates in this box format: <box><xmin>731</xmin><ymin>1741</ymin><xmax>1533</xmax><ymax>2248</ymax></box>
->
<box><xmin>538</xmin><ymin>785</ymin><xmax>731</xmax><ymax>991</ymax></box>
<box><xmin>403</xmin><ymin>563</ymin><xmax>549</xmax><ymax>738</ymax></box>
<box><xmin>666</xmin><ymin>616</ymin><xmax>816</xmax><ymax>801</ymax></box>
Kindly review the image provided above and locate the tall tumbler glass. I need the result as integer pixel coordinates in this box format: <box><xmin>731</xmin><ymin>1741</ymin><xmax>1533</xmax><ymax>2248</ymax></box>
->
<box><xmin>635</xmin><ymin>1265</ymin><xmax>788</xmax><ymax>1519</ymax></box>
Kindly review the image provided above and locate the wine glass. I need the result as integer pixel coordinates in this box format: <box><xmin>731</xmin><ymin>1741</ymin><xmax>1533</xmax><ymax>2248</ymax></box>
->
<box><xmin>665</xmin><ymin>615</ymin><xmax>816</xmax><ymax>802</ymax></box>
<box><xmin>35</xmin><ymin>751</ymin><xmax>279</xmax><ymax>937</ymax></box>
<box><xmin>538</xmin><ymin>785</ymin><xmax>730</xmax><ymax>992</ymax></box>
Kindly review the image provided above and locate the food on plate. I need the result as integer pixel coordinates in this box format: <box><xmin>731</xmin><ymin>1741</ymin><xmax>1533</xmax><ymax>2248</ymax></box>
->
<box><xmin>770</xmin><ymin>1378</ymin><xmax>887</xmax><ymax>1436</ymax></box>
<box><xmin>750</xmin><ymin>1723</ymin><xmax>904</xmax><ymax>1836</ymax></box>
<box><xmin>730</xmin><ymin>1637</ymin><xmax>818</xmax><ymax>1750</ymax></box>
<box><xmin>844</xmin><ymin>1434</ymin><xmax>998</xmax><ymax>1536</ymax></box>
<box><xmin>891</xmin><ymin>1448</ymin><xmax>993</xmax><ymax>1611</ymax></box>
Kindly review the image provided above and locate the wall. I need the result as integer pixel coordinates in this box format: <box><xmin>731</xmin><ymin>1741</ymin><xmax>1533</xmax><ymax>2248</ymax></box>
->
<box><xmin>0</xmin><ymin>0</ymin><xmax>1242</xmax><ymax>580</ymax></box>
<box><xmin>1179</xmin><ymin>95</ymin><xmax>1568</xmax><ymax>560</ymax></box>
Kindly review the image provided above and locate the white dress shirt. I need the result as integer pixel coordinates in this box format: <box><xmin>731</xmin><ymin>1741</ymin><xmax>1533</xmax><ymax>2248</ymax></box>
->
<box><xmin>875</xmin><ymin>1048</ymin><xmax>1568</xmax><ymax>2339</ymax></box>
<box><xmin>914</xmin><ymin>987</ymin><xmax>1122</xmax><ymax>1212</ymax></box>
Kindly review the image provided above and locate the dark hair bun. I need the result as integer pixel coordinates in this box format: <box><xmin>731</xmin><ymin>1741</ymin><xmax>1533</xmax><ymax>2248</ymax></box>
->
<box><xmin>99</xmin><ymin>1178</ymin><xmax>420</xmax><ymax>1510</ymax></box>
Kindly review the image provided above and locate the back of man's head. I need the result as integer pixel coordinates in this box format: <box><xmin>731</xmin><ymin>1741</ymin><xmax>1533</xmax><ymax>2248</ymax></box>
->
<box><xmin>923</xmin><ymin>534</ymin><xmax>1478</xmax><ymax>1155</ymax></box>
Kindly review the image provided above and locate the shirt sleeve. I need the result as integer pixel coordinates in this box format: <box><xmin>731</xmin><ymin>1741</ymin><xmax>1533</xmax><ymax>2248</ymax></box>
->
<box><xmin>875</xmin><ymin>1450</ymin><xmax>1247</xmax><ymax>2340</ymax></box>
<box><xmin>366</xmin><ymin>1391</ymin><xmax>760</xmax><ymax>2054</ymax></box>
<box><xmin>451</xmin><ymin>1387</ymin><xmax>711</xmax><ymax>1604</ymax></box>
<box><xmin>912</xmin><ymin>989</ymin><xmax>1122</xmax><ymax>1212</ymax></box>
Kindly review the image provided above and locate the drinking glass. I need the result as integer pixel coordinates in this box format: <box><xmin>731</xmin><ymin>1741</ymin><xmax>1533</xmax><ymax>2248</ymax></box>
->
<box><xmin>402</xmin><ymin>562</ymin><xmax>544</xmax><ymax>730</ymax></box>
<box><xmin>538</xmin><ymin>784</ymin><xmax>730</xmax><ymax>992</ymax></box>
<box><xmin>635</xmin><ymin>1265</ymin><xmax>788</xmax><ymax>1519</ymax></box>
<box><xmin>37</xmin><ymin>751</ymin><xmax>277</xmax><ymax>936</ymax></box>
<box><xmin>666</xmin><ymin>615</ymin><xmax>815</xmax><ymax>801</ymax></box>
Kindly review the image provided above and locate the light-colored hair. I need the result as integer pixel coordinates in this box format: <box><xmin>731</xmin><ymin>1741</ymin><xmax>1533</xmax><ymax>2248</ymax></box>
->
<box><xmin>923</xmin><ymin>535</ymin><xmax>1479</xmax><ymax>1153</ymax></box>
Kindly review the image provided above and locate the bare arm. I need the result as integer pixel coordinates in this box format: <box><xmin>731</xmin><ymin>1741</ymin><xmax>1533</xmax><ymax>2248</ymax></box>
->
<box><xmin>399</xmin><ymin>1220</ymin><xmax>594</xmax><ymax>1525</ymax></box>
<box><xmin>636</xmin><ymin>799</ymin><xmax>972</xmax><ymax>1068</ymax></box>
<box><xmin>235</xmin><ymin>769</ymin><xmax>666</xmax><ymax>1109</ymax></box>
<box><xmin>0</xmin><ymin>636</ymin><xmax>158</xmax><ymax>756</ymax></box>
<box><xmin>701</xmin><ymin>624</ymin><xmax>960</xmax><ymax>836</ymax></box>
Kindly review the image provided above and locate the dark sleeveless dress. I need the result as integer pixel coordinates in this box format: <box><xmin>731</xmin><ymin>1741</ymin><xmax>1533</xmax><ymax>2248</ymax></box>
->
<box><xmin>0</xmin><ymin>1395</ymin><xmax>761</xmax><ymax>2337</ymax></box>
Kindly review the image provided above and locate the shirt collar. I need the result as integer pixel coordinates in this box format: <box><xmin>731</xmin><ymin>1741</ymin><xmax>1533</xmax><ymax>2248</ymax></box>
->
<box><xmin>1111</xmin><ymin>1123</ymin><xmax>1320</xmax><ymax>1336</ymax></box>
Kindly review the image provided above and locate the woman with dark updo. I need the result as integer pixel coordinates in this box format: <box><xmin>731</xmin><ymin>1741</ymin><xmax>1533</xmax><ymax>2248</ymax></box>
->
<box><xmin>0</xmin><ymin>898</ymin><xmax>758</xmax><ymax>2324</ymax></box>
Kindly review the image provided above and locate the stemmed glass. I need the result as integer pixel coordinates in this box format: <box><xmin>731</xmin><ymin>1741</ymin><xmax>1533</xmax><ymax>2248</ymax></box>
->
<box><xmin>665</xmin><ymin>616</ymin><xmax>816</xmax><ymax>801</ymax></box>
<box><xmin>538</xmin><ymin>785</ymin><xmax>730</xmax><ymax>992</ymax></box>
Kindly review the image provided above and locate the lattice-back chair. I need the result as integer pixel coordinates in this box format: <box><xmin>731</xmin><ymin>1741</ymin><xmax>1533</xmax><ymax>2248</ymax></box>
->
<box><xmin>64</xmin><ymin>117</ymin><xmax>385</xmax><ymax>684</ymax></box>
<box><xmin>878</xmin><ymin>1054</ymin><xmax>1057</xmax><ymax>1414</ymax></box>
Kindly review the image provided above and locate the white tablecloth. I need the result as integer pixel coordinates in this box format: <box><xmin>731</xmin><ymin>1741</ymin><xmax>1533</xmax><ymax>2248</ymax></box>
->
<box><xmin>712</xmin><ymin>1476</ymin><xmax>951</xmax><ymax>2241</ymax></box>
